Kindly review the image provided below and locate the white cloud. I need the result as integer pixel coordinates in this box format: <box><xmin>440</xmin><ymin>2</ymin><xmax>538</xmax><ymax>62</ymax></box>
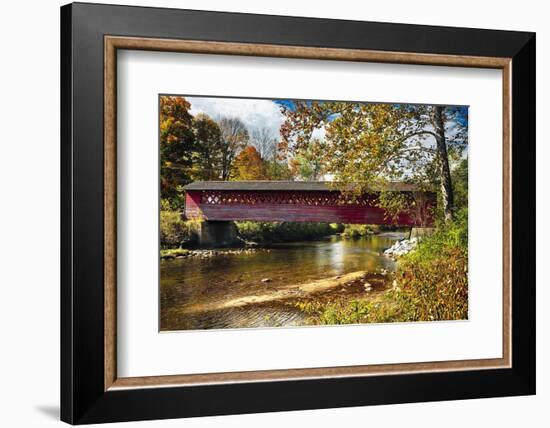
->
<box><xmin>187</xmin><ymin>96</ymin><xmax>284</xmax><ymax>138</ymax></box>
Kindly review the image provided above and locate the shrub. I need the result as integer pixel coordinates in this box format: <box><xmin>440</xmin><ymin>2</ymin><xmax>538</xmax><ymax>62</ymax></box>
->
<box><xmin>391</xmin><ymin>209</ymin><xmax>468</xmax><ymax>321</ymax></box>
<box><xmin>297</xmin><ymin>298</ymin><xmax>399</xmax><ymax>325</ymax></box>
<box><xmin>235</xmin><ymin>221</ymin><xmax>341</xmax><ymax>243</ymax></box>
<box><xmin>342</xmin><ymin>224</ymin><xmax>378</xmax><ymax>238</ymax></box>
<box><xmin>452</xmin><ymin>159</ymin><xmax>468</xmax><ymax>211</ymax></box>
<box><xmin>405</xmin><ymin>207</ymin><xmax>468</xmax><ymax>264</ymax></box>
<box><xmin>160</xmin><ymin>211</ymin><xmax>201</xmax><ymax>249</ymax></box>
<box><xmin>391</xmin><ymin>247</ymin><xmax>468</xmax><ymax>321</ymax></box>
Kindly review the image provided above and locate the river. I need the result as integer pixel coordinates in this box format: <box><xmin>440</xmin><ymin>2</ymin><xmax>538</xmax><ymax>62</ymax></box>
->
<box><xmin>160</xmin><ymin>232</ymin><xmax>405</xmax><ymax>331</ymax></box>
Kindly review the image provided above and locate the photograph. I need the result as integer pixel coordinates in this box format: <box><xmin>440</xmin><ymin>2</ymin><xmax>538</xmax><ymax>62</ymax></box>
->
<box><xmin>159</xmin><ymin>95</ymin><xmax>469</xmax><ymax>331</ymax></box>
<box><xmin>0</xmin><ymin>0</ymin><xmax>541</xmax><ymax>425</ymax></box>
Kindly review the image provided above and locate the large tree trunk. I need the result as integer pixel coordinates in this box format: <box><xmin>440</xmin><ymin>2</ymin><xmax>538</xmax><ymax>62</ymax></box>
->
<box><xmin>433</xmin><ymin>106</ymin><xmax>454</xmax><ymax>223</ymax></box>
<box><xmin>221</xmin><ymin>149</ymin><xmax>230</xmax><ymax>180</ymax></box>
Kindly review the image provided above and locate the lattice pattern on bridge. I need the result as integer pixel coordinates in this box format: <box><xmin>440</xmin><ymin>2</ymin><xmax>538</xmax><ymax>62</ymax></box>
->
<box><xmin>184</xmin><ymin>182</ymin><xmax>434</xmax><ymax>226</ymax></box>
<box><xmin>200</xmin><ymin>190</ymin><xmax>384</xmax><ymax>207</ymax></box>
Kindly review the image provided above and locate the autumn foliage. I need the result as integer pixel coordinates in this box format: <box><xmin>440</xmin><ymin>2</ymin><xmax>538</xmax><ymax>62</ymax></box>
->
<box><xmin>230</xmin><ymin>146</ymin><xmax>267</xmax><ymax>180</ymax></box>
<box><xmin>160</xmin><ymin>96</ymin><xmax>195</xmax><ymax>208</ymax></box>
<box><xmin>297</xmin><ymin>207</ymin><xmax>469</xmax><ymax>325</ymax></box>
<box><xmin>279</xmin><ymin>101</ymin><xmax>467</xmax><ymax>222</ymax></box>
<box><xmin>160</xmin><ymin>96</ymin><xmax>294</xmax><ymax>209</ymax></box>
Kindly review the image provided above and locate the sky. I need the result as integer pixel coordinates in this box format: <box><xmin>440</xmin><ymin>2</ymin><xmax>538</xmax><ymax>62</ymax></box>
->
<box><xmin>187</xmin><ymin>96</ymin><xmax>285</xmax><ymax>139</ymax></box>
<box><xmin>184</xmin><ymin>95</ymin><xmax>467</xmax><ymax>145</ymax></box>
<box><xmin>186</xmin><ymin>96</ymin><xmax>334</xmax><ymax>141</ymax></box>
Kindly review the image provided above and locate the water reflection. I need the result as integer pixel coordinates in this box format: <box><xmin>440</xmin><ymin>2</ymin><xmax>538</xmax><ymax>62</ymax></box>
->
<box><xmin>160</xmin><ymin>233</ymin><xmax>403</xmax><ymax>331</ymax></box>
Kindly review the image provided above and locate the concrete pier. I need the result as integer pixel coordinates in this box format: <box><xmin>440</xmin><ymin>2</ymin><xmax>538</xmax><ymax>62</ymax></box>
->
<box><xmin>198</xmin><ymin>221</ymin><xmax>240</xmax><ymax>247</ymax></box>
<box><xmin>410</xmin><ymin>227</ymin><xmax>434</xmax><ymax>239</ymax></box>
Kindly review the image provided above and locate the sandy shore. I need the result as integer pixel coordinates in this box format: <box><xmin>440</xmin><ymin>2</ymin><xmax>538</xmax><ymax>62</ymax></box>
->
<box><xmin>181</xmin><ymin>271</ymin><xmax>373</xmax><ymax>314</ymax></box>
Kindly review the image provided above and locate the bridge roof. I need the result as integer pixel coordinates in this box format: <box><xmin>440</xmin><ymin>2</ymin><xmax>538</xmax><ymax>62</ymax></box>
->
<box><xmin>184</xmin><ymin>181</ymin><xmax>423</xmax><ymax>192</ymax></box>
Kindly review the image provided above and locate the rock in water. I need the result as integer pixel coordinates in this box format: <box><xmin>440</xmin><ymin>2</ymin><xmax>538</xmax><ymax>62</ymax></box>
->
<box><xmin>384</xmin><ymin>238</ymin><xmax>418</xmax><ymax>257</ymax></box>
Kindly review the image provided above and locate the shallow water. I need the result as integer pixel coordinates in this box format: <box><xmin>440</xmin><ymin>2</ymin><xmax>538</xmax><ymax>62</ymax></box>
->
<box><xmin>160</xmin><ymin>232</ymin><xmax>404</xmax><ymax>331</ymax></box>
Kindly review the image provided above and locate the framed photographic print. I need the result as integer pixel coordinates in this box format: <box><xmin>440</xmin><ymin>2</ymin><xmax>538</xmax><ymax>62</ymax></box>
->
<box><xmin>61</xmin><ymin>2</ymin><xmax>535</xmax><ymax>424</ymax></box>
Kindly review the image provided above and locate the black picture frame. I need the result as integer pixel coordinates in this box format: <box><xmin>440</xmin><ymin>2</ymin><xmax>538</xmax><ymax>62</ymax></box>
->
<box><xmin>61</xmin><ymin>2</ymin><xmax>535</xmax><ymax>424</ymax></box>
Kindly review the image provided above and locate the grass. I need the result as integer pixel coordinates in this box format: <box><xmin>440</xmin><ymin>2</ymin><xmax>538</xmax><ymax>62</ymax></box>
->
<box><xmin>160</xmin><ymin>248</ymin><xmax>191</xmax><ymax>258</ymax></box>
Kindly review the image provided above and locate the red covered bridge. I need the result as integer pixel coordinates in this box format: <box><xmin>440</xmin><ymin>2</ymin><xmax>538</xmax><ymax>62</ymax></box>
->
<box><xmin>184</xmin><ymin>181</ymin><xmax>435</xmax><ymax>227</ymax></box>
